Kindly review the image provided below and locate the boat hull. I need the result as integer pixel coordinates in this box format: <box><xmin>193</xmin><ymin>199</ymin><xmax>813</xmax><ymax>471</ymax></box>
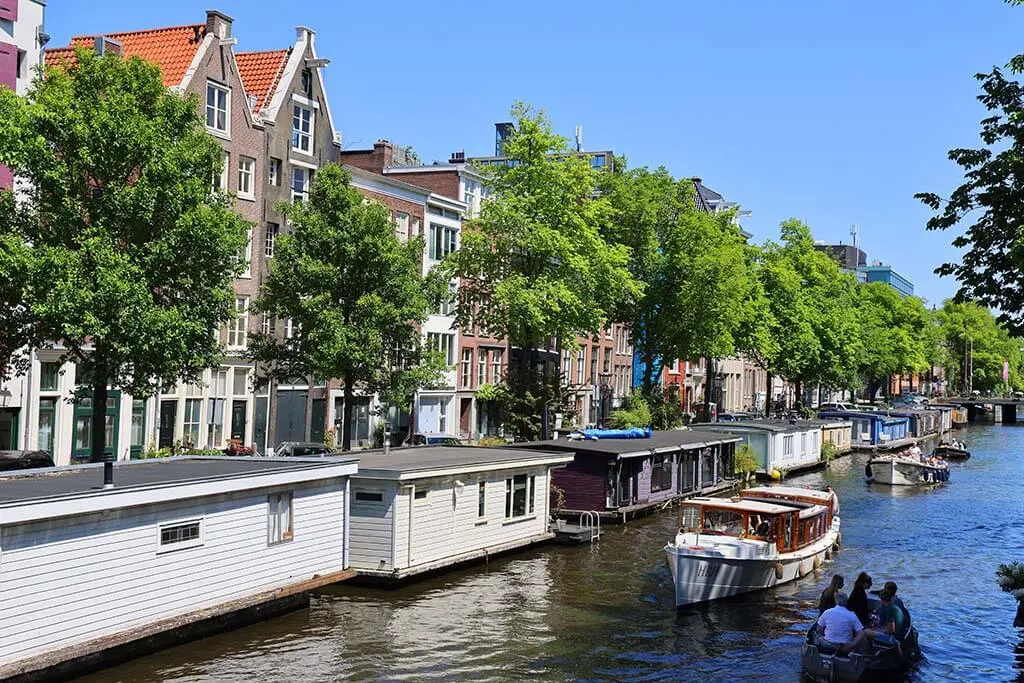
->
<box><xmin>665</xmin><ymin>526</ymin><xmax>839</xmax><ymax>608</ymax></box>
<box><xmin>867</xmin><ymin>459</ymin><xmax>948</xmax><ymax>486</ymax></box>
<box><xmin>801</xmin><ymin>626</ymin><xmax>919</xmax><ymax>682</ymax></box>
<box><xmin>932</xmin><ymin>446</ymin><xmax>970</xmax><ymax>461</ymax></box>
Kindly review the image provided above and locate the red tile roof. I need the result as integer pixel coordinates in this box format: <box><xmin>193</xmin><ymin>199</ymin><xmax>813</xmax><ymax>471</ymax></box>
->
<box><xmin>45</xmin><ymin>24</ymin><xmax>208</xmax><ymax>87</ymax></box>
<box><xmin>235</xmin><ymin>50</ymin><xmax>289</xmax><ymax>113</ymax></box>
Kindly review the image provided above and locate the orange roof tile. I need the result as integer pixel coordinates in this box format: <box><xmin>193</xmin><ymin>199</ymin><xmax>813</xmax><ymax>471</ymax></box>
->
<box><xmin>45</xmin><ymin>24</ymin><xmax>208</xmax><ymax>88</ymax></box>
<box><xmin>235</xmin><ymin>50</ymin><xmax>289</xmax><ymax>113</ymax></box>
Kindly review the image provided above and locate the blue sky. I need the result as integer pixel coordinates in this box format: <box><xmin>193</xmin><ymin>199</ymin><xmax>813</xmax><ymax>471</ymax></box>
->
<box><xmin>48</xmin><ymin>0</ymin><xmax>1024</xmax><ymax>306</ymax></box>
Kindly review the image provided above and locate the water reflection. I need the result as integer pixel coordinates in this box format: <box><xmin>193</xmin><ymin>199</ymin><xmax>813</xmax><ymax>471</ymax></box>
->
<box><xmin>79</xmin><ymin>425</ymin><xmax>1024</xmax><ymax>682</ymax></box>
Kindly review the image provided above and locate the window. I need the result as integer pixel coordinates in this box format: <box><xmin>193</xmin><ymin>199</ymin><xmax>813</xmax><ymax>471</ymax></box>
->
<box><xmin>651</xmin><ymin>453</ymin><xmax>673</xmax><ymax>492</ymax></box>
<box><xmin>438</xmin><ymin>401</ymin><xmax>448</xmax><ymax>433</ymax></box>
<box><xmin>206</xmin><ymin>82</ymin><xmax>229</xmax><ymax>133</ymax></box>
<box><xmin>460</xmin><ymin>348</ymin><xmax>472</xmax><ymax>388</ymax></box>
<box><xmin>491</xmin><ymin>349</ymin><xmax>504</xmax><ymax>384</ymax></box>
<box><xmin>292</xmin><ymin>167</ymin><xmax>309</xmax><ymax>202</ymax></box>
<box><xmin>268</xmin><ymin>492</ymin><xmax>294</xmax><ymax>544</ymax></box>
<box><xmin>183</xmin><ymin>398</ymin><xmax>201</xmax><ymax>447</ymax></box>
<box><xmin>603</xmin><ymin>348</ymin><xmax>611</xmax><ymax>374</ymax></box>
<box><xmin>261</xmin><ymin>313</ymin><xmax>276</xmax><ymax>337</ymax></box>
<box><xmin>241</xmin><ymin>228</ymin><xmax>252</xmax><ymax>278</ymax></box>
<box><xmin>237</xmin><ymin>156</ymin><xmax>255</xmax><ymax>199</ymax></box>
<box><xmin>394</xmin><ymin>211</ymin><xmax>409</xmax><ymax>243</ymax></box>
<box><xmin>412</xmin><ymin>217</ymin><xmax>421</xmax><ymax>239</ymax></box>
<box><xmin>228</xmin><ymin>297</ymin><xmax>249</xmax><ymax>349</ymax></box>
<box><xmin>37</xmin><ymin>398</ymin><xmax>56</xmax><ymax>454</ymax></box>
<box><xmin>301</xmin><ymin>68</ymin><xmax>313</xmax><ymax>97</ymax></box>
<box><xmin>438</xmin><ymin>281</ymin><xmax>457</xmax><ymax>316</ymax></box>
<box><xmin>477</xmin><ymin>348</ymin><xmax>487</xmax><ymax>386</ymax></box>
<box><xmin>207</xmin><ymin>370</ymin><xmax>227</xmax><ymax>447</ymax></box>
<box><xmin>265</xmin><ymin>222</ymin><xmax>278</xmax><ymax>258</ymax></box>
<box><xmin>414</xmin><ymin>489</ymin><xmax>428</xmax><ymax>500</ymax></box>
<box><xmin>428</xmin><ymin>223</ymin><xmax>458</xmax><ymax>260</ymax></box>
<box><xmin>426</xmin><ymin>332</ymin><xmax>455</xmax><ymax>365</ymax></box>
<box><xmin>590</xmin><ymin>154</ymin><xmax>606</xmax><ymax>169</ymax></box>
<box><xmin>562</xmin><ymin>350</ymin><xmax>571</xmax><ymax>383</ymax></box>
<box><xmin>268</xmin><ymin>157</ymin><xmax>282</xmax><ymax>186</ymax></box>
<box><xmin>284</xmin><ymin>318</ymin><xmax>296</xmax><ymax>339</ymax></box>
<box><xmin>576</xmin><ymin>350</ymin><xmax>585</xmax><ymax>385</ymax></box>
<box><xmin>159</xmin><ymin>520</ymin><xmax>203</xmax><ymax>550</ymax></box>
<box><xmin>478</xmin><ymin>481</ymin><xmax>486</xmax><ymax>518</ymax></box>
<box><xmin>213</xmin><ymin>151</ymin><xmax>230</xmax><ymax>192</ymax></box>
<box><xmin>783</xmin><ymin>435</ymin><xmax>794</xmax><ymax>457</ymax></box>
<box><xmin>232</xmin><ymin>369</ymin><xmax>249</xmax><ymax>396</ymax></box>
<box><xmin>355</xmin><ymin>491</ymin><xmax>384</xmax><ymax>502</ymax></box>
<box><xmin>505</xmin><ymin>474</ymin><xmax>528</xmax><ymax>518</ymax></box>
<box><xmin>131</xmin><ymin>399</ymin><xmax>145</xmax><ymax>449</ymax></box>
<box><xmin>591</xmin><ymin>346</ymin><xmax>599</xmax><ymax>384</ymax></box>
<box><xmin>668</xmin><ymin>358</ymin><xmax>680</xmax><ymax>373</ymax></box>
<box><xmin>292</xmin><ymin>104</ymin><xmax>313</xmax><ymax>153</ymax></box>
<box><xmin>528</xmin><ymin>475</ymin><xmax>536</xmax><ymax>514</ymax></box>
<box><xmin>39</xmin><ymin>362</ymin><xmax>60</xmax><ymax>391</ymax></box>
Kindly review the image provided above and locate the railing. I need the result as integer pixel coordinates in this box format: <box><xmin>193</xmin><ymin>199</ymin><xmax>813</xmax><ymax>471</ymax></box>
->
<box><xmin>579</xmin><ymin>511</ymin><xmax>601</xmax><ymax>544</ymax></box>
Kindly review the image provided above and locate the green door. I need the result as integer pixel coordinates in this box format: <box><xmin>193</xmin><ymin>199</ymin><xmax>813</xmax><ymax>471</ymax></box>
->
<box><xmin>129</xmin><ymin>399</ymin><xmax>147</xmax><ymax>459</ymax></box>
<box><xmin>72</xmin><ymin>390</ymin><xmax>121</xmax><ymax>463</ymax></box>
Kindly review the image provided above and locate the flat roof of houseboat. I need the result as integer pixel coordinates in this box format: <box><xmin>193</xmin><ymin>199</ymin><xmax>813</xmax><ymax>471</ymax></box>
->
<box><xmin>518</xmin><ymin>429</ymin><xmax>741</xmax><ymax>458</ymax></box>
<box><xmin>742</xmin><ymin>486</ymin><xmax>835</xmax><ymax>502</ymax></box>
<box><xmin>346</xmin><ymin>445</ymin><xmax>575</xmax><ymax>480</ymax></box>
<box><xmin>683</xmin><ymin>497</ymin><xmax>803</xmax><ymax>515</ymax></box>
<box><xmin>695</xmin><ymin>420</ymin><xmax>825</xmax><ymax>433</ymax></box>
<box><xmin>0</xmin><ymin>456</ymin><xmax>359</xmax><ymax>505</ymax></box>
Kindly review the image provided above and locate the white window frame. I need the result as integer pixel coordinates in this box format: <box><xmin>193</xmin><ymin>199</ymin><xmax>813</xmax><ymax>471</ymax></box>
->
<box><xmin>477</xmin><ymin>480</ymin><xmax>487</xmax><ymax>520</ymax></box>
<box><xmin>228</xmin><ymin>297</ymin><xmax>249</xmax><ymax>350</ymax></box>
<box><xmin>237</xmin><ymin>156</ymin><xmax>255</xmax><ymax>200</ymax></box>
<box><xmin>213</xmin><ymin>151</ymin><xmax>230</xmax><ymax>193</ymax></box>
<box><xmin>206</xmin><ymin>81</ymin><xmax>230</xmax><ymax>135</ymax></box>
<box><xmin>460</xmin><ymin>348</ymin><xmax>472</xmax><ymax>388</ymax></box>
<box><xmin>492</xmin><ymin>349</ymin><xmax>504</xmax><ymax>384</ymax></box>
<box><xmin>240</xmin><ymin>227</ymin><xmax>252</xmax><ymax>279</ymax></box>
<box><xmin>394</xmin><ymin>211</ymin><xmax>410</xmax><ymax>243</ymax></box>
<box><xmin>477</xmin><ymin>348</ymin><xmax>487</xmax><ymax>386</ymax></box>
<box><xmin>504</xmin><ymin>473</ymin><xmax>530</xmax><ymax>520</ymax></box>
<box><xmin>182</xmin><ymin>398</ymin><xmax>202</xmax><ymax>447</ymax></box>
<box><xmin>268</xmin><ymin>157</ymin><xmax>281</xmax><ymax>186</ymax></box>
<box><xmin>157</xmin><ymin>518</ymin><xmax>204</xmax><ymax>553</ymax></box>
<box><xmin>783</xmin><ymin>434</ymin><xmax>794</xmax><ymax>457</ymax></box>
<box><xmin>268</xmin><ymin>492</ymin><xmax>294</xmax><ymax>545</ymax></box>
<box><xmin>265</xmin><ymin>222</ymin><xmax>278</xmax><ymax>258</ymax></box>
<box><xmin>292</xmin><ymin>167</ymin><xmax>309</xmax><ymax>202</ymax></box>
<box><xmin>292</xmin><ymin>104</ymin><xmax>314</xmax><ymax>154</ymax></box>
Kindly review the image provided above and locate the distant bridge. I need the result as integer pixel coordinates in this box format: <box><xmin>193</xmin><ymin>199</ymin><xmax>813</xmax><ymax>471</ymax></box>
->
<box><xmin>932</xmin><ymin>398</ymin><xmax>1021</xmax><ymax>423</ymax></box>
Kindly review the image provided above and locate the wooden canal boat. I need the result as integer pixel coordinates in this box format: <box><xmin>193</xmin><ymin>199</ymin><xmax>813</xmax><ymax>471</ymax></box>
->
<box><xmin>664</xmin><ymin>488</ymin><xmax>840</xmax><ymax>608</ymax></box>
<box><xmin>865</xmin><ymin>455</ymin><xmax>949</xmax><ymax>486</ymax></box>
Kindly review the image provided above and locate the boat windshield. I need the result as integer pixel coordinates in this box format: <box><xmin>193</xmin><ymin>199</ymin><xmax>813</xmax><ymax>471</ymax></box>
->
<box><xmin>704</xmin><ymin>509</ymin><xmax>745</xmax><ymax>534</ymax></box>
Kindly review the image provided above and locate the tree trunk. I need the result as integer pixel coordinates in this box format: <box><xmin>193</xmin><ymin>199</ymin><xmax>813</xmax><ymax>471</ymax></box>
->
<box><xmin>703</xmin><ymin>356</ymin><xmax>713</xmax><ymax>421</ymax></box>
<box><xmin>341</xmin><ymin>376</ymin><xmax>354</xmax><ymax>452</ymax></box>
<box><xmin>794</xmin><ymin>377</ymin><xmax>803</xmax><ymax>412</ymax></box>
<box><xmin>90</xmin><ymin>379</ymin><xmax>109</xmax><ymax>463</ymax></box>
<box><xmin>765</xmin><ymin>372</ymin><xmax>774</xmax><ymax>418</ymax></box>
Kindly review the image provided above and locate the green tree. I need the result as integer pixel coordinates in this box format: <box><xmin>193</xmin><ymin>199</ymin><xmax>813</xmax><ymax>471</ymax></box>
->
<box><xmin>445</xmin><ymin>103</ymin><xmax>640</xmax><ymax>439</ymax></box>
<box><xmin>855</xmin><ymin>283</ymin><xmax>930</xmax><ymax>401</ymax></box>
<box><xmin>935</xmin><ymin>300</ymin><xmax>1022</xmax><ymax>393</ymax></box>
<box><xmin>609</xmin><ymin>394</ymin><xmax>652</xmax><ymax>428</ymax></box>
<box><xmin>0</xmin><ymin>48</ymin><xmax>249</xmax><ymax>463</ymax></box>
<box><xmin>248</xmin><ymin>163</ymin><xmax>446</xmax><ymax>451</ymax></box>
<box><xmin>0</xmin><ymin>194</ymin><xmax>37</xmax><ymax>381</ymax></box>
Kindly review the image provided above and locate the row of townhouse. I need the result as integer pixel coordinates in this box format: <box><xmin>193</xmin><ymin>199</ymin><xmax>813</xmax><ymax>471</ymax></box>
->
<box><xmin>0</xmin><ymin>7</ymin><xmax>640</xmax><ymax>462</ymax></box>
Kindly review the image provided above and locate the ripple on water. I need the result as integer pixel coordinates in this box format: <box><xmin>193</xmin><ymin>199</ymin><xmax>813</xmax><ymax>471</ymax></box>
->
<box><xmin>74</xmin><ymin>425</ymin><xmax>1024</xmax><ymax>683</ymax></box>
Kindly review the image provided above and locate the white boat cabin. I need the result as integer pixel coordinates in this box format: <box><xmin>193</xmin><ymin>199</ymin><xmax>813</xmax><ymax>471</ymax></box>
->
<box><xmin>0</xmin><ymin>456</ymin><xmax>358</xmax><ymax>680</ymax></box>
<box><xmin>680</xmin><ymin>496</ymin><xmax>832</xmax><ymax>554</ymax></box>
<box><xmin>345</xmin><ymin>446</ymin><xmax>574</xmax><ymax>580</ymax></box>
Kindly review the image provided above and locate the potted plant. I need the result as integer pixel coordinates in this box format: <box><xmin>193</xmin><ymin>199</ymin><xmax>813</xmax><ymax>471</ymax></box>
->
<box><xmin>996</xmin><ymin>562</ymin><xmax>1024</xmax><ymax>626</ymax></box>
<box><xmin>734</xmin><ymin>444</ymin><xmax>759</xmax><ymax>482</ymax></box>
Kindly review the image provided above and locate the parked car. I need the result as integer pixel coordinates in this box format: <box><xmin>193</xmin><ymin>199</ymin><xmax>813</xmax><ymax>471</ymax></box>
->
<box><xmin>273</xmin><ymin>442</ymin><xmax>335</xmax><ymax>457</ymax></box>
<box><xmin>818</xmin><ymin>403</ymin><xmax>855</xmax><ymax>413</ymax></box>
<box><xmin>409</xmin><ymin>433</ymin><xmax>463</xmax><ymax>446</ymax></box>
<box><xmin>0</xmin><ymin>450</ymin><xmax>55</xmax><ymax>471</ymax></box>
<box><xmin>718</xmin><ymin>412</ymin><xmax>752</xmax><ymax>422</ymax></box>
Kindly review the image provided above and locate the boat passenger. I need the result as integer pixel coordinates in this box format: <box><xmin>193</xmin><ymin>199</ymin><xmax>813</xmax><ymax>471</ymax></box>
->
<box><xmin>818</xmin><ymin>574</ymin><xmax>845</xmax><ymax>614</ymax></box>
<box><xmin>871</xmin><ymin>590</ymin><xmax>906</xmax><ymax>646</ymax></box>
<box><xmin>815</xmin><ymin>592</ymin><xmax>872</xmax><ymax>654</ymax></box>
<box><xmin>847</xmin><ymin>572</ymin><xmax>874</xmax><ymax>627</ymax></box>
<box><xmin>908</xmin><ymin>443</ymin><xmax>923</xmax><ymax>461</ymax></box>
<box><xmin>755</xmin><ymin>517</ymin><xmax>772</xmax><ymax>537</ymax></box>
<box><xmin>882</xmin><ymin>581</ymin><xmax>912</xmax><ymax>637</ymax></box>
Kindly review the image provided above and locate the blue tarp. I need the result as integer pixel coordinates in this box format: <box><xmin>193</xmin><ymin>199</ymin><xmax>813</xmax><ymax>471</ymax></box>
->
<box><xmin>578</xmin><ymin>427</ymin><xmax>653</xmax><ymax>440</ymax></box>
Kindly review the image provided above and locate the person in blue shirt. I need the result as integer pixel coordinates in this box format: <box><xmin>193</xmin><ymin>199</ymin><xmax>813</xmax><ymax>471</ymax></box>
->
<box><xmin>872</xmin><ymin>590</ymin><xmax>906</xmax><ymax>647</ymax></box>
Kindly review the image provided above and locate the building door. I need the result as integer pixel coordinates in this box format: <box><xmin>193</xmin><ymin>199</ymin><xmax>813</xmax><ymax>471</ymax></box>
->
<box><xmin>310</xmin><ymin>398</ymin><xmax>325</xmax><ymax>446</ymax></box>
<box><xmin>230</xmin><ymin>400</ymin><xmax>247</xmax><ymax>442</ymax></box>
<box><xmin>618</xmin><ymin>463</ymin><xmax>633</xmax><ymax>506</ymax></box>
<box><xmin>159</xmin><ymin>400</ymin><xmax>176</xmax><ymax>448</ymax></box>
<box><xmin>253</xmin><ymin>396</ymin><xmax>268</xmax><ymax>454</ymax></box>
<box><xmin>129</xmin><ymin>399</ymin><xmax>146</xmax><ymax>459</ymax></box>
<box><xmin>275</xmin><ymin>389</ymin><xmax>308</xmax><ymax>446</ymax></box>
<box><xmin>459</xmin><ymin>398</ymin><xmax>472</xmax><ymax>438</ymax></box>
<box><xmin>72</xmin><ymin>391</ymin><xmax>121</xmax><ymax>463</ymax></box>
<box><xmin>0</xmin><ymin>409</ymin><xmax>18</xmax><ymax>449</ymax></box>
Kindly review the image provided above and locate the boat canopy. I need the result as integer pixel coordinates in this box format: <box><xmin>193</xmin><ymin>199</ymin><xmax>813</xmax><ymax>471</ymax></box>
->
<box><xmin>742</xmin><ymin>486</ymin><xmax>834</xmax><ymax>504</ymax></box>
<box><xmin>683</xmin><ymin>497</ymin><xmax>798</xmax><ymax>516</ymax></box>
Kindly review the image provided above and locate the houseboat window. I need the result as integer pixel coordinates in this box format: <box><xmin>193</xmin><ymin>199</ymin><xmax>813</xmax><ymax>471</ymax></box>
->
<box><xmin>355</xmin><ymin>491</ymin><xmax>384</xmax><ymax>503</ymax></box>
<box><xmin>268</xmin><ymin>492</ymin><xmax>293</xmax><ymax>544</ymax></box>
<box><xmin>478</xmin><ymin>481</ymin><xmax>486</xmax><ymax>517</ymax></box>
<box><xmin>505</xmin><ymin>474</ymin><xmax>528</xmax><ymax>518</ymax></box>
<box><xmin>703</xmin><ymin>509</ymin><xmax>744</xmax><ymax>533</ymax></box>
<box><xmin>783</xmin><ymin>515</ymin><xmax>793</xmax><ymax>548</ymax></box>
<box><xmin>783</xmin><ymin>435</ymin><xmax>794</xmax><ymax>457</ymax></box>
<box><xmin>158</xmin><ymin>520</ymin><xmax>203</xmax><ymax>550</ymax></box>
<box><xmin>414</xmin><ymin>489</ymin><xmax>428</xmax><ymax>500</ymax></box>
<box><xmin>651</xmin><ymin>453</ymin><xmax>672</xmax><ymax>492</ymax></box>
<box><xmin>528</xmin><ymin>475</ymin><xmax>536</xmax><ymax>514</ymax></box>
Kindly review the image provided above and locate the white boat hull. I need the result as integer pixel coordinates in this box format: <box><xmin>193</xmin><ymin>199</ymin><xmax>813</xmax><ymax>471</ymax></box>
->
<box><xmin>867</xmin><ymin>459</ymin><xmax>948</xmax><ymax>486</ymax></box>
<box><xmin>665</xmin><ymin>523</ymin><xmax>840</xmax><ymax>608</ymax></box>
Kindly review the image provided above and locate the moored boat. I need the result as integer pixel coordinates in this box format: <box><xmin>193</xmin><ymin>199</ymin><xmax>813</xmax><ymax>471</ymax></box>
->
<box><xmin>932</xmin><ymin>445</ymin><xmax>971</xmax><ymax>461</ymax></box>
<box><xmin>865</xmin><ymin>456</ymin><xmax>949</xmax><ymax>486</ymax></box>
<box><xmin>664</xmin><ymin>488</ymin><xmax>840</xmax><ymax>608</ymax></box>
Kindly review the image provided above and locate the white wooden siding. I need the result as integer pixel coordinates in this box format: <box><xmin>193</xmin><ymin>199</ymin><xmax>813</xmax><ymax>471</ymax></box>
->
<box><xmin>348</xmin><ymin>483</ymin><xmax>396</xmax><ymax>570</ymax></box>
<box><xmin>0</xmin><ymin>480</ymin><xmax>346</xmax><ymax>667</ymax></box>
<box><xmin>352</xmin><ymin>467</ymin><xmax>550</xmax><ymax>573</ymax></box>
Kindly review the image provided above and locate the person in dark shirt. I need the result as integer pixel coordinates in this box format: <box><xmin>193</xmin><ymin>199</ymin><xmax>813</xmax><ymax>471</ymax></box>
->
<box><xmin>847</xmin><ymin>572</ymin><xmax>873</xmax><ymax>626</ymax></box>
<box><xmin>882</xmin><ymin>581</ymin><xmax>912</xmax><ymax>637</ymax></box>
<box><xmin>818</xmin><ymin>574</ymin><xmax>845</xmax><ymax>614</ymax></box>
<box><xmin>872</xmin><ymin>590</ymin><xmax>906</xmax><ymax>646</ymax></box>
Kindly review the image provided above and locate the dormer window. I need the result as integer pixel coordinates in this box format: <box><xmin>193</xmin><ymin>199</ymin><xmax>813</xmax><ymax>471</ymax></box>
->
<box><xmin>206</xmin><ymin>81</ymin><xmax>230</xmax><ymax>134</ymax></box>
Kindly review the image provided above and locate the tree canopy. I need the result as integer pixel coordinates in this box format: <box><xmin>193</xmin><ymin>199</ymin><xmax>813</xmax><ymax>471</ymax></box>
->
<box><xmin>935</xmin><ymin>300</ymin><xmax>1022</xmax><ymax>393</ymax></box>
<box><xmin>855</xmin><ymin>283</ymin><xmax>931</xmax><ymax>399</ymax></box>
<box><xmin>248</xmin><ymin>163</ymin><xmax>446</xmax><ymax>450</ymax></box>
<box><xmin>0</xmin><ymin>48</ymin><xmax>249</xmax><ymax>462</ymax></box>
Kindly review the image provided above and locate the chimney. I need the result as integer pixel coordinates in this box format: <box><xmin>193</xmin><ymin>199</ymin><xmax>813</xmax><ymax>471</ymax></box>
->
<box><xmin>372</xmin><ymin>140</ymin><xmax>394</xmax><ymax>171</ymax></box>
<box><xmin>690</xmin><ymin>177</ymin><xmax>702</xmax><ymax>185</ymax></box>
<box><xmin>206</xmin><ymin>9</ymin><xmax>233</xmax><ymax>39</ymax></box>
<box><xmin>449</xmin><ymin>150</ymin><xmax>466</xmax><ymax>163</ymax></box>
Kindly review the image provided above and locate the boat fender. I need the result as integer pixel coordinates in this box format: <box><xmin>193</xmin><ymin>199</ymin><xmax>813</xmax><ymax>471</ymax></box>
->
<box><xmin>825</xmin><ymin>548</ymin><xmax>832</xmax><ymax>560</ymax></box>
<box><xmin>813</xmin><ymin>554</ymin><xmax>822</xmax><ymax>569</ymax></box>
<box><xmin>775</xmin><ymin>562</ymin><xmax>784</xmax><ymax>580</ymax></box>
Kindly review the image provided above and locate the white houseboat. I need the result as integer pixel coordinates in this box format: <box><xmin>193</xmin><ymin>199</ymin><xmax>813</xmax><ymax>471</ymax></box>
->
<box><xmin>345</xmin><ymin>445</ymin><xmax>574</xmax><ymax>581</ymax></box>
<box><xmin>664</xmin><ymin>486</ymin><xmax>840</xmax><ymax>608</ymax></box>
<box><xmin>0</xmin><ymin>456</ymin><xmax>358</xmax><ymax>681</ymax></box>
<box><xmin>699</xmin><ymin>420</ymin><xmax>830</xmax><ymax>477</ymax></box>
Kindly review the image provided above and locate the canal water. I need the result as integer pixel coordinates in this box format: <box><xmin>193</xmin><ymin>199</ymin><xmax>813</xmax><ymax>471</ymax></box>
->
<box><xmin>80</xmin><ymin>424</ymin><xmax>1024</xmax><ymax>682</ymax></box>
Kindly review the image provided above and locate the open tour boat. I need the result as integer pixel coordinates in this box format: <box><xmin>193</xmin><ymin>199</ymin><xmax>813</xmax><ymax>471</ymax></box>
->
<box><xmin>865</xmin><ymin>455</ymin><xmax>949</xmax><ymax>486</ymax></box>
<box><xmin>664</xmin><ymin>486</ymin><xmax>841</xmax><ymax>608</ymax></box>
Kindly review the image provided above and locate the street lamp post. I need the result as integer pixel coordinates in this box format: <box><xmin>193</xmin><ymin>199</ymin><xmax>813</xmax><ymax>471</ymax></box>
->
<box><xmin>713</xmin><ymin>373</ymin><xmax>723</xmax><ymax>421</ymax></box>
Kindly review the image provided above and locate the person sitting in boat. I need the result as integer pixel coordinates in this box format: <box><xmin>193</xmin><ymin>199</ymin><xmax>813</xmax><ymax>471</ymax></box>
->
<box><xmin>871</xmin><ymin>589</ymin><xmax>907</xmax><ymax>647</ymax></box>
<box><xmin>882</xmin><ymin>581</ymin><xmax>912</xmax><ymax>638</ymax></box>
<box><xmin>815</xmin><ymin>592</ymin><xmax>872</xmax><ymax>654</ymax></box>
<box><xmin>847</xmin><ymin>572</ymin><xmax>874</xmax><ymax>627</ymax></box>
<box><xmin>818</xmin><ymin>574</ymin><xmax>845</xmax><ymax>614</ymax></box>
<box><xmin>754</xmin><ymin>517</ymin><xmax>772</xmax><ymax>537</ymax></box>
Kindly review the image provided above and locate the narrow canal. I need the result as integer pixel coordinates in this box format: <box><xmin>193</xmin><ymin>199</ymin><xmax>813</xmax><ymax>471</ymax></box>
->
<box><xmin>81</xmin><ymin>424</ymin><xmax>1024</xmax><ymax>682</ymax></box>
